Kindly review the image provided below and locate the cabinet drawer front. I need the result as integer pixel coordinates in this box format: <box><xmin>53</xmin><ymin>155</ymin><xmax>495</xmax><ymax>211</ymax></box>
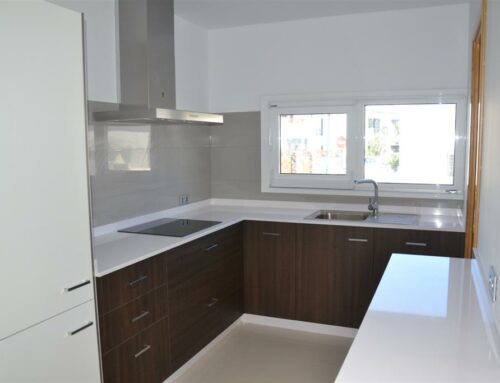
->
<box><xmin>169</xmin><ymin>255</ymin><xmax>243</xmax><ymax>335</ymax></box>
<box><xmin>167</xmin><ymin>224</ymin><xmax>242</xmax><ymax>288</ymax></box>
<box><xmin>170</xmin><ymin>288</ymin><xmax>243</xmax><ymax>371</ymax></box>
<box><xmin>0</xmin><ymin>301</ymin><xmax>100</xmax><ymax>382</ymax></box>
<box><xmin>97</xmin><ymin>254</ymin><xmax>168</xmax><ymax>315</ymax></box>
<box><xmin>102</xmin><ymin>318</ymin><xmax>170</xmax><ymax>383</ymax></box>
<box><xmin>99</xmin><ymin>285</ymin><xmax>169</xmax><ymax>354</ymax></box>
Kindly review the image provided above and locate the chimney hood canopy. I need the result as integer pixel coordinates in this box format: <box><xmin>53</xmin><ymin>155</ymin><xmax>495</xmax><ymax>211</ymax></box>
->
<box><xmin>93</xmin><ymin>107</ymin><xmax>223</xmax><ymax>125</ymax></box>
<box><xmin>93</xmin><ymin>0</ymin><xmax>222</xmax><ymax>125</ymax></box>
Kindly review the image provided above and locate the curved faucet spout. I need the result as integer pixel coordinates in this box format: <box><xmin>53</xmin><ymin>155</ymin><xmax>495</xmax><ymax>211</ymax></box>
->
<box><xmin>354</xmin><ymin>179</ymin><xmax>379</xmax><ymax>217</ymax></box>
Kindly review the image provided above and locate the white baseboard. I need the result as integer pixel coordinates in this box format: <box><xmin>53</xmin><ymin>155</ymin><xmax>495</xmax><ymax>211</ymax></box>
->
<box><xmin>240</xmin><ymin>314</ymin><xmax>357</xmax><ymax>338</ymax></box>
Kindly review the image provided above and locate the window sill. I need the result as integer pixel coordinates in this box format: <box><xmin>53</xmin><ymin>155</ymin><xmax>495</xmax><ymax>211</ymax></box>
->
<box><xmin>261</xmin><ymin>185</ymin><xmax>464</xmax><ymax>200</ymax></box>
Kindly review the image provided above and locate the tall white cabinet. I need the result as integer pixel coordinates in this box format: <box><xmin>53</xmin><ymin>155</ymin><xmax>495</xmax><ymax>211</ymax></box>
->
<box><xmin>0</xmin><ymin>1</ymin><xmax>100</xmax><ymax>381</ymax></box>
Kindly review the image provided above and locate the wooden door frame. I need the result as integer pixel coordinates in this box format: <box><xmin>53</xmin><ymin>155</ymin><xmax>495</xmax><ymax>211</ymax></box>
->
<box><xmin>465</xmin><ymin>0</ymin><xmax>487</xmax><ymax>258</ymax></box>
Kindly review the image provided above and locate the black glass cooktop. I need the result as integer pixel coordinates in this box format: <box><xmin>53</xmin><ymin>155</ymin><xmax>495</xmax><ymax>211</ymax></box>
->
<box><xmin>119</xmin><ymin>218</ymin><xmax>221</xmax><ymax>238</ymax></box>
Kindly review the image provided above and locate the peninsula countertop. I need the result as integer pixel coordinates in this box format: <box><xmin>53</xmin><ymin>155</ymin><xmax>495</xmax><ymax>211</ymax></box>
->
<box><xmin>336</xmin><ymin>254</ymin><xmax>500</xmax><ymax>382</ymax></box>
<box><xmin>92</xmin><ymin>198</ymin><xmax>464</xmax><ymax>277</ymax></box>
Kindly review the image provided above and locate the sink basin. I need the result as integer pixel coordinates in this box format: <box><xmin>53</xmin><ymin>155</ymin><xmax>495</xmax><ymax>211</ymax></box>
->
<box><xmin>305</xmin><ymin>210</ymin><xmax>419</xmax><ymax>225</ymax></box>
<box><xmin>306</xmin><ymin>210</ymin><xmax>371</xmax><ymax>221</ymax></box>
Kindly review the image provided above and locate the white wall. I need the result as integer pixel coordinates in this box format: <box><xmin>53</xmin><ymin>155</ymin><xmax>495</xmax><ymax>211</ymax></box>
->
<box><xmin>207</xmin><ymin>4</ymin><xmax>470</xmax><ymax>113</ymax></box>
<box><xmin>174</xmin><ymin>15</ymin><xmax>209</xmax><ymax>111</ymax></box>
<box><xmin>48</xmin><ymin>0</ymin><xmax>119</xmax><ymax>103</ymax></box>
<box><xmin>477</xmin><ymin>0</ymin><xmax>500</xmax><ymax>333</ymax></box>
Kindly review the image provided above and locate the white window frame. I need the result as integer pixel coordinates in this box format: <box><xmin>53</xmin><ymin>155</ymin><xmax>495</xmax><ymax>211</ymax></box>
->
<box><xmin>260</xmin><ymin>90</ymin><xmax>468</xmax><ymax>200</ymax></box>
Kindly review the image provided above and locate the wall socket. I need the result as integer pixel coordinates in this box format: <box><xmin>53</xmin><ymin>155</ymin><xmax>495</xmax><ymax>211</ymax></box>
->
<box><xmin>489</xmin><ymin>266</ymin><xmax>498</xmax><ymax>303</ymax></box>
<box><xmin>179</xmin><ymin>194</ymin><xmax>189</xmax><ymax>206</ymax></box>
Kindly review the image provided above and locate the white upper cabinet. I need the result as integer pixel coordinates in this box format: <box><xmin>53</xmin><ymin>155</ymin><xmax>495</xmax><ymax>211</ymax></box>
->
<box><xmin>0</xmin><ymin>0</ymin><xmax>95</xmax><ymax>340</ymax></box>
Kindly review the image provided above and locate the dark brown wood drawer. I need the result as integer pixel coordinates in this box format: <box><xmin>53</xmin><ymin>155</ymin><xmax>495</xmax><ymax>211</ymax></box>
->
<box><xmin>373</xmin><ymin>228</ymin><xmax>464</xmax><ymax>291</ymax></box>
<box><xmin>169</xmin><ymin>253</ymin><xmax>243</xmax><ymax>336</ymax></box>
<box><xmin>167</xmin><ymin>224</ymin><xmax>242</xmax><ymax>289</ymax></box>
<box><xmin>170</xmin><ymin>288</ymin><xmax>243</xmax><ymax>371</ymax></box>
<box><xmin>102</xmin><ymin>318</ymin><xmax>170</xmax><ymax>383</ymax></box>
<box><xmin>97</xmin><ymin>254</ymin><xmax>168</xmax><ymax>315</ymax></box>
<box><xmin>99</xmin><ymin>285</ymin><xmax>169</xmax><ymax>354</ymax></box>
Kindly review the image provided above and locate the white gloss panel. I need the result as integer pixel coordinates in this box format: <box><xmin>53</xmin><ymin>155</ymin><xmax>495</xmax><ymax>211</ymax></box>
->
<box><xmin>0</xmin><ymin>301</ymin><xmax>100</xmax><ymax>382</ymax></box>
<box><xmin>336</xmin><ymin>254</ymin><xmax>500</xmax><ymax>382</ymax></box>
<box><xmin>0</xmin><ymin>1</ymin><xmax>95</xmax><ymax>340</ymax></box>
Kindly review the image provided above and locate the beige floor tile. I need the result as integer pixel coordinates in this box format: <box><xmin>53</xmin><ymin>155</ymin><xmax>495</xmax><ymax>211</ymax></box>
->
<box><xmin>172</xmin><ymin>322</ymin><xmax>353</xmax><ymax>383</ymax></box>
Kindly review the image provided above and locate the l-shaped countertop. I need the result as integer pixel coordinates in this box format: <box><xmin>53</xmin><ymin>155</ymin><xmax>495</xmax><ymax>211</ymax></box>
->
<box><xmin>92</xmin><ymin>198</ymin><xmax>464</xmax><ymax>277</ymax></box>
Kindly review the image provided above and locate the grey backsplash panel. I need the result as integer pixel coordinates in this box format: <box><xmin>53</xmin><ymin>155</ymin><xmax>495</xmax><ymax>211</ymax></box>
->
<box><xmin>210</xmin><ymin>112</ymin><xmax>463</xmax><ymax>210</ymax></box>
<box><xmin>88</xmin><ymin>102</ymin><xmax>211</xmax><ymax>226</ymax></box>
<box><xmin>87</xmin><ymin>104</ymin><xmax>462</xmax><ymax>227</ymax></box>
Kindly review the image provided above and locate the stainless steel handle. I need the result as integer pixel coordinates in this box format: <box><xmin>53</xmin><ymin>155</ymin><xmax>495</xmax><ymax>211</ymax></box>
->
<box><xmin>348</xmin><ymin>238</ymin><xmax>369</xmax><ymax>243</ymax></box>
<box><xmin>205</xmin><ymin>243</ymin><xmax>219</xmax><ymax>252</ymax></box>
<box><xmin>263</xmin><ymin>232</ymin><xmax>280</xmax><ymax>237</ymax></box>
<box><xmin>131</xmin><ymin>310</ymin><xmax>150</xmax><ymax>323</ymax></box>
<box><xmin>65</xmin><ymin>279</ymin><xmax>91</xmax><ymax>292</ymax></box>
<box><xmin>133</xmin><ymin>344</ymin><xmax>151</xmax><ymax>359</ymax></box>
<box><xmin>207</xmin><ymin>297</ymin><xmax>218</xmax><ymax>308</ymax></box>
<box><xmin>67</xmin><ymin>321</ymin><xmax>93</xmax><ymax>336</ymax></box>
<box><xmin>405</xmin><ymin>242</ymin><xmax>427</xmax><ymax>247</ymax></box>
<box><xmin>129</xmin><ymin>275</ymin><xmax>148</xmax><ymax>287</ymax></box>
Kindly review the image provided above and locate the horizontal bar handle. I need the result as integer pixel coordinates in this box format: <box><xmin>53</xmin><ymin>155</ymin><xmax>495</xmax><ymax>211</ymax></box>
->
<box><xmin>129</xmin><ymin>275</ymin><xmax>148</xmax><ymax>287</ymax></box>
<box><xmin>67</xmin><ymin>321</ymin><xmax>93</xmax><ymax>336</ymax></box>
<box><xmin>207</xmin><ymin>297</ymin><xmax>219</xmax><ymax>308</ymax></box>
<box><xmin>263</xmin><ymin>232</ymin><xmax>280</xmax><ymax>237</ymax></box>
<box><xmin>131</xmin><ymin>310</ymin><xmax>150</xmax><ymax>323</ymax></box>
<box><xmin>205</xmin><ymin>243</ymin><xmax>219</xmax><ymax>252</ymax></box>
<box><xmin>405</xmin><ymin>242</ymin><xmax>427</xmax><ymax>247</ymax></box>
<box><xmin>65</xmin><ymin>279</ymin><xmax>91</xmax><ymax>292</ymax></box>
<box><xmin>133</xmin><ymin>344</ymin><xmax>151</xmax><ymax>359</ymax></box>
<box><xmin>348</xmin><ymin>238</ymin><xmax>369</xmax><ymax>243</ymax></box>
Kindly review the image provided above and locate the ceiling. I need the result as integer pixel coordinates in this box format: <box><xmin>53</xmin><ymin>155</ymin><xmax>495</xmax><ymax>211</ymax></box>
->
<box><xmin>174</xmin><ymin>0</ymin><xmax>479</xmax><ymax>29</ymax></box>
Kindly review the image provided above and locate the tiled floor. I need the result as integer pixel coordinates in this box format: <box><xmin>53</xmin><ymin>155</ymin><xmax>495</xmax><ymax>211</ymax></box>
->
<box><xmin>172</xmin><ymin>322</ymin><xmax>353</xmax><ymax>383</ymax></box>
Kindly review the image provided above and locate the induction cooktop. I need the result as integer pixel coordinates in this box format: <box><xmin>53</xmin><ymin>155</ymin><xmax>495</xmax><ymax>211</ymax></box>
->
<box><xmin>118</xmin><ymin>218</ymin><xmax>221</xmax><ymax>238</ymax></box>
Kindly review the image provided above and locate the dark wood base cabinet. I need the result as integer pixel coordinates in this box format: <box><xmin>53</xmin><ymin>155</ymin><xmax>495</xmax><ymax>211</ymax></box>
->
<box><xmin>97</xmin><ymin>220</ymin><xmax>464</xmax><ymax>381</ymax></box>
<box><xmin>244</xmin><ymin>221</ymin><xmax>464</xmax><ymax>329</ymax></box>
<box><xmin>97</xmin><ymin>224</ymin><xmax>244</xmax><ymax>383</ymax></box>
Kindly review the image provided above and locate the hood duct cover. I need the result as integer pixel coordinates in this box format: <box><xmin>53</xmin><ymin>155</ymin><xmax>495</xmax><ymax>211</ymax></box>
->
<box><xmin>93</xmin><ymin>0</ymin><xmax>222</xmax><ymax>125</ymax></box>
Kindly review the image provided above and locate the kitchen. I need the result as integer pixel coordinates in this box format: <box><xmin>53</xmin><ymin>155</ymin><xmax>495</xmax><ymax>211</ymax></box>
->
<box><xmin>1</xmin><ymin>0</ymin><xmax>500</xmax><ymax>382</ymax></box>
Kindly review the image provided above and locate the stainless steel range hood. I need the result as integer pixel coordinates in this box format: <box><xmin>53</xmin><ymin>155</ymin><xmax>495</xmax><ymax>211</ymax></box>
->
<box><xmin>92</xmin><ymin>0</ymin><xmax>223</xmax><ymax>125</ymax></box>
<box><xmin>93</xmin><ymin>107</ymin><xmax>223</xmax><ymax>125</ymax></box>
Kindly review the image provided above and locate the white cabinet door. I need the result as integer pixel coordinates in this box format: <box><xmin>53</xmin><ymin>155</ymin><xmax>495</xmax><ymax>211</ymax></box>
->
<box><xmin>0</xmin><ymin>1</ymin><xmax>95</xmax><ymax>340</ymax></box>
<box><xmin>0</xmin><ymin>300</ymin><xmax>101</xmax><ymax>383</ymax></box>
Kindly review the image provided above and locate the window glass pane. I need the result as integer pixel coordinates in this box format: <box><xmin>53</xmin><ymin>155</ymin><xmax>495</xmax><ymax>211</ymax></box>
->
<box><xmin>107</xmin><ymin>125</ymin><xmax>151</xmax><ymax>171</ymax></box>
<box><xmin>364</xmin><ymin>104</ymin><xmax>456</xmax><ymax>185</ymax></box>
<box><xmin>279</xmin><ymin>113</ymin><xmax>347</xmax><ymax>175</ymax></box>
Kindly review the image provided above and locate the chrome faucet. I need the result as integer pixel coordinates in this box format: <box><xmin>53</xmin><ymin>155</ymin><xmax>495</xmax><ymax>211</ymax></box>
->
<box><xmin>354</xmin><ymin>179</ymin><xmax>379</xmax><ymax>217</ymax></box>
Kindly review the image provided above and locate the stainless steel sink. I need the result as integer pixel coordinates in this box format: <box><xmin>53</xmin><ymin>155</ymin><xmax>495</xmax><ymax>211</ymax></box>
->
<box><xmin>305</xmin><ymin>210</ymin><xmax>419</xmax><ymax>225</ymax></box>
<box><xmin>306</xmin><ymin>210</ymin><xmax>371</xmax><ymax>221</ymax></box>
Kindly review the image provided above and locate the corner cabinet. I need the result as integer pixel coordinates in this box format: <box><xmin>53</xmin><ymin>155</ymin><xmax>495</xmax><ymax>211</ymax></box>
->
<box><xmin>244</xmin><ymin>221</ymin><xmax>297</xmax><ymax>320</ymax></box>
<box><xmin>96</xmin><ymin>224</ymin><xmax>244</xmax><ymax>383</ymax></box>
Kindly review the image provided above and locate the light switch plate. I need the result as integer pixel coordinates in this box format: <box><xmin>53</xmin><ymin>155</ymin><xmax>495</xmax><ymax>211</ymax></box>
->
<box><xmin>489</xmin><ymin>266</ymin><xmax>498</xmax><ymax>303</ymax></box>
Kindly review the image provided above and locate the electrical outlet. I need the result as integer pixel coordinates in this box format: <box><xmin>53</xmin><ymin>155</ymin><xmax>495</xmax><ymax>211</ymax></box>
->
<box><xmin>489</xmin><ymin>266</ymin><xmax>498</xmax><ymax>303</ymax></box>
<box><xmin>179</xmin><ymin>194</ymin><xmax>189</xmax><ymax>206</ymax></box>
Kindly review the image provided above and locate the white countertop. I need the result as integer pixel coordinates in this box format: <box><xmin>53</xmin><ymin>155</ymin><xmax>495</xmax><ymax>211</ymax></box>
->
<box><xmin>336</xmin><ymin>254</ymin><xmax>500</xmax><ymax>382</ymax></box>
<box><xmin>92</xmin><ymin>199</ymin><xmax>464</xmax><ymax>277</ymax></box>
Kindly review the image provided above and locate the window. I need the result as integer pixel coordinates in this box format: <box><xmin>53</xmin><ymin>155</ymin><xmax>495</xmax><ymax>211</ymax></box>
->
<box><xmin>279</xmin><ymin>113</ymin><xmax>347</xmax><ymax>175</ymax></box>
<box><xmin>261</xmin><ymin>92</ymin><xmax>466</xmax><ymax>198</ymax></box>
<box><xmin>364</xmin><ymin>104</ymin><xmax>457</xmax><ymax>185</ymax></box>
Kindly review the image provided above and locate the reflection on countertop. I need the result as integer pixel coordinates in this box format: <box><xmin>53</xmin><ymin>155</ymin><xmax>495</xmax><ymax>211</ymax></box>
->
<box><xmin>337</xmin><ymin>254</ymin><xmax>500</xmax><ymax>382</ymax></box>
